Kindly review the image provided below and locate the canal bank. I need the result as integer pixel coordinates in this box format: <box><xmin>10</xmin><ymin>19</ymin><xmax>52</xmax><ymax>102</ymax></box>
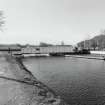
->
<box><xmin>65</xmin><ymin>55</ymin><xmax>105</xmax><ymax>60</ymax></box>
<box><xmin>0</xmin><ymin>53</ymin><xmax>68</xmax><ymax>105</ymax></box>
<box><xmin>22</xmin><ymin>53</ymin><xmax>105</xmax><ymax>61</ymax></box>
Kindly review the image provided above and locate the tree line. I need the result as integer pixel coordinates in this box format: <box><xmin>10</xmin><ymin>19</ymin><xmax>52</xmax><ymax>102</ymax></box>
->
<box><xmin>77</xmin><ymin>34</ymin><xmax>105</xmax><ymax>50</ymax></box>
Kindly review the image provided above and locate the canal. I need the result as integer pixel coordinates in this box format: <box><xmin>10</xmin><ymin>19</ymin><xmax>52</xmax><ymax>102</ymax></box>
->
<box><xmin>23</xmin><ymin>57</ymin><xmax>105</xmax><ymax>105</ymax></box>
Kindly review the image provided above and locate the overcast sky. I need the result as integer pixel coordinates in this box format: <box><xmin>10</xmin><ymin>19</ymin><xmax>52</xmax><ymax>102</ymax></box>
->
<box><xmin>0</xmin><ymin>0</ymin><xmax>105</xmax><ymax>45</ymax></box>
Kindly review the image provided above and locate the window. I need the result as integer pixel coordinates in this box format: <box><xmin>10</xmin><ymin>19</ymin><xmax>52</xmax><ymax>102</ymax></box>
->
<box><xmin>36</xmin><ymin>48</ymin><xmax>40</xmax><ymax>51</ymax></box>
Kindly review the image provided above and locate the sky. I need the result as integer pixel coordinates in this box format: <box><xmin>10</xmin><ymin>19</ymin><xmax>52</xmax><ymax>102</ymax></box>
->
<box><xmin>0</xmin><ymin>0</ymin><xmax>105</xmax><ymax>45</ymax></box>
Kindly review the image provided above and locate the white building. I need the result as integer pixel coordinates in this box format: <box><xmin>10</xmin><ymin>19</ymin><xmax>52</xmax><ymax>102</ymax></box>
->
<box><xmin>21</xmin><ymin>45</ymin><xmax>74</xmax><ymax>54</ymax></box>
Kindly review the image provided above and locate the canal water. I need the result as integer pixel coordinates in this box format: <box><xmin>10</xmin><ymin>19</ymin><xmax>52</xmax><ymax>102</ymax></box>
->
<box><xmin>23</xmin><ymin>57</ymin><xmax>105</xmax><ymax>105</ymax></box>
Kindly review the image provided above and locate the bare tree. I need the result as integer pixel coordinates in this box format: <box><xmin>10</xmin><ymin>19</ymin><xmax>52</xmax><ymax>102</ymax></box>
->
<box><xmin>100</xmin><ymin>29</ymin><xmax>105</xmax><ymax>35</ymax></box>
<box><xmin>91</xmin><ymin>40</ymin><xmax>97</xmax><ymax>50</ymax></box>
<box><xmin>39</xmin><ymin>42</ymin><xmax>53</xmax><ymax>47</ymax></box>
<box><xmin>0</xmin><ymin>11</ymin><xmax>5</xmax><ymax>31</ymax></box>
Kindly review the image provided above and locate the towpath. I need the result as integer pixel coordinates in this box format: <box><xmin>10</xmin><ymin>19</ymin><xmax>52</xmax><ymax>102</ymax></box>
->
<box><xmin>0</xmin><ymin>53</ymin><xmax>68</xmax><ymax>105</ymax></box>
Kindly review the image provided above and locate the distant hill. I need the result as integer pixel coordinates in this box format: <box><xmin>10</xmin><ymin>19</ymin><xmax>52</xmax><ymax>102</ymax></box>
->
<box><xmin>77</xmin><ymin>35</ymin><xmax>105</xmax><ymax>50</ymax></box>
